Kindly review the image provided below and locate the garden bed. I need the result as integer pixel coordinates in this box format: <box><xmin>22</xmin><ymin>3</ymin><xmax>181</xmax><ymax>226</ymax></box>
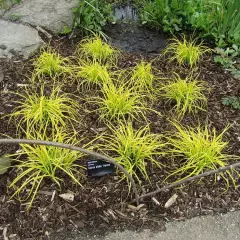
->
<box><xmin>0</xmin><ymin>34</ymin><xmax>240</xmax><ymax>240</ymax></box>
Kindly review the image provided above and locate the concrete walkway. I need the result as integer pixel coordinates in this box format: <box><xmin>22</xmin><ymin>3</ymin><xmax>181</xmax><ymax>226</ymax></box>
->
<box><xmin>61</xmin><ymin>211</ymin><xmax>240</xmax><ymax>240</ymax></box>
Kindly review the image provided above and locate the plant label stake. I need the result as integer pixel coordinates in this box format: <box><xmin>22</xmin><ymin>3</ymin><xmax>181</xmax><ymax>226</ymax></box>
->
<box><xmin>87</xmin><ymin>159</ymin><xmax>115</xmax><ymax>177</ymax></box>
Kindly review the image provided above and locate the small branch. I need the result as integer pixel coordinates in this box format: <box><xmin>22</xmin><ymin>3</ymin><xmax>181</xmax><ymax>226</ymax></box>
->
<box><xmin>0</xmin><ymin>138</ymin><xmax>139</xmax><ymax>205</ymax></box>
<box><xmin>134</xmin><ymin>161</ymin><xmax>240</xmax><ymax>202</ymax></box>
<box><xmin>36</xmin><ymin>26</ymin><xmax>52</xmax><ymax>39</ymax></box>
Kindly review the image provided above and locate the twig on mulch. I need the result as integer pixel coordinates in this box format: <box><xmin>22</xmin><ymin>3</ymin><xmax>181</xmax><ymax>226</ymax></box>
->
<box><xmin>134</xmin><ymin>162</ymin><xmax>240</xmax><ymax>203</ymax></box>
<box><xmin>0</xmin><ymin>138</ymin><xmax>139</xmax><ymax>205</ymax></box>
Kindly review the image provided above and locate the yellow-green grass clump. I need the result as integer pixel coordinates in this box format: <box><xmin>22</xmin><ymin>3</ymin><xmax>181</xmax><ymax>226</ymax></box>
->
<box><xmin>166</xmin><ymin>122</ymin><xmax>238</xmax><ymax>185</ymax></box>
<box><xmin>159</xmin><ymin>74</ymin><xmax>208</xmax><ymax>118</ymax></box>
<box><xmin>9</xmin><ymin>129</ymin><xmax>85</xmax><ymax>209</ymax></box>
<box><xmin>10</xmin><ymin>85</ymin><xmax>79</xmax><ymax>133</ymax></box>
<box><xmin>93</xmin><ymin>81</ymin><xmax>148</xmax><ymax>121</ymax></box>
<box><xmin>76</xmin><ymin>36</ymin><xmax>120</xmax><ymax>65</ymax></box>
<box><xmin>98</xmin><ymin>122</ymin><xmax>165</xmax><ymax>185</ymax></box>
<box><xmin>33</xmin><ymin>48</ymin><xmax>72</xmax><ymax>79</ymax></box>
<box><xmin>130</xmin><ymin>61</ymin><xmax>154</xmax><ymax>93</ymax></box>
<box><xmin>76</xmin><ymin>61</ymin><xmax>111</xmax><ymax>88</ymax></box>
<box><xmin>164</xmin><ymin>36</ymin><xmax>210</xmax><ymax>68</ymax></box>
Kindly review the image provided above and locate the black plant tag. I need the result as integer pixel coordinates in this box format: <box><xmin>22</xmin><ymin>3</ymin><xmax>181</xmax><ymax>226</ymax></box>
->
<box><xmin>87</xmin><ymin>159</ymin><xmax>115</xmax><ymax>177</ymax></box>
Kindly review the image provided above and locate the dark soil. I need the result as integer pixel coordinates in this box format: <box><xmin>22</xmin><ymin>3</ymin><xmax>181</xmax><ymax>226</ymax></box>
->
<box><xmin>104</xmin><ymin>23</ymin><xmax>166</xmax><ymax>54</ymax></box>
<box><xmin>0</xmin><ymin>31</ymin><xmax>240</xmax><ymax>240</ymax></box>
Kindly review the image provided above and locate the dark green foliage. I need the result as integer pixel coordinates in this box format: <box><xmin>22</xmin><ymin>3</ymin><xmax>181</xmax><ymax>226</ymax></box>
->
<box><xmin>222</xmin><ymin>96</ymin><xmax>240</xmax><ymax>110</ymax></box>
<box><xmin>214</xmin><ymin>45</ymin><xmax>240</xmax><ymax>79</ymax></box>
<box><xmin>72</xmin><ymin>0</ymin><xmax>115</xmax><ymax>38</ymax></box>
<box><xmin>140</xmin><ymin>0</ymin><xmax>240</xmax><ymax>47</ymax></box>
<box><xmin>0</xmin><ymin>0</ymin><xmax>20</xmax><ymax>8</ymax></box>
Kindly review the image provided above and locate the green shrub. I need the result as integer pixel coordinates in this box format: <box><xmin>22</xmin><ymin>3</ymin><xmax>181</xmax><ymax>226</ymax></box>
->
<box><xmin>140</xmin><ymin>0</ymin><xmax>240</xmax><ymax>47</ymax></box>
<box><xmin>72</xmin><ymin>0</ymin><xmax>115</xmax><ymax>38</ymax></box>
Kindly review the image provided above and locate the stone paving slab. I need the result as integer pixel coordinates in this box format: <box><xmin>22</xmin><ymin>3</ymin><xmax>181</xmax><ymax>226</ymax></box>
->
<box><xmin>0</xmin><ymin>19</ymin><xmax>44</xmax><ymax>58</ymax></box>
<box><xmin>52</xmin><ymin>211</ymin><xmax>240</xmax><ymax>240</ymax></box>
<box><xmin>3</xmin><ymin>0</ymin><xmax>79</xmax><ymax>34</ymax></box>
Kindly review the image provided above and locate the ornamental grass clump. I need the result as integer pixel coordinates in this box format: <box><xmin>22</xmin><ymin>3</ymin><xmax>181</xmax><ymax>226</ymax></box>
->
<box><xmin>166</xmin><ymin>122</ymin><xmax>237</xmax><ymax>185</ymax></box>
<box><xmin>98</xmin><ymin>122</ymin><xmax>165</xmax><ymax>185</ymax></box>
<box><xmin>10</xmin><ymin>85</ymin><xmax>79</xmax><ymax>133</ymax></box>
<box><xmin>93</xmin><ymin>81</ymin><xmax>148</xmax><ymax>121</ymax></box>
<box><xmin>76</xmin><ymin>61</ymin><xmax>111</xmax><ymax>88</ymax></box>
<box><xmin>159</xmin><ymin>74</ymin><xmax>208</xmax><ymax>118</ymax></box>
<box><xmin>9</xmin><ymin>129</ymin><xmax>85</xmax><ymax>209</ymax></box>
<box><xmin>76</xmin><ymin>36</ymin><xmax>120</xmax><ymax>65</ymax></box>
<box><xmin>130</xmin><ymin>61</ymin><xmax>154</xmax><ymax>93</ymax></box>
<box><xmin>164</xmin><ymin>36</ymin><xmax>210</xmax><ymax>68</ymax></box>
<box><xmin>33</xmin><ymin>48</ymin><xmax>72</xmax><ymax>79</ymax></box>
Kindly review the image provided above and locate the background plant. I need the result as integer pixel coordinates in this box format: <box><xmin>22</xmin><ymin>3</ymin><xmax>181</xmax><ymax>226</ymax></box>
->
<box><xmin>140</xmin><ymin>0</ymin><xmax>240</xmax><ymax>48</ymax></box>
<box><xmin>214</xmin><ymin>45</ymin><xmax>240</xmax><ymax>79</ymax></box>
<box><xmin>222</xmin><ymin>96</ymin><xmax>240</xmax><ymax>110</ymax></box>
<box><xmin>190</xmin><ymin>0</ymin><xmax>240</xmax><ymax>47</ymax></box>
<box><xmin>159</xmin><ymin>74</ymin><xmax>208</xmax><ymax>118</ymax></box>
<box><xmin>0</xmin><ymin>0</ymin><xmax>20</xmax><ymax>9</ymax></box>
<box><xmin>166</xmin><ymin>121</ymin><xmax>237</xmax><ymax>185</ymax></box>
<box><xmin>72</xmin><ymin>0</ymin><xmax>115</xmax><ymax>38</ymax></box>
<box><xmin>140</xmin><ymin>0</ymin><xmax>187</xmax><ymax>34</ymax></box>
<box><xmin>97</xmin><ymin>122</ymin><xmax>165</xmax><ymax>185</ymax></box>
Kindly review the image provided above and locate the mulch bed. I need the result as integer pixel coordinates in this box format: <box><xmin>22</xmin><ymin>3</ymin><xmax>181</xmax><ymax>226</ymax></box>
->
<box><xmin>0</xmin><ymin>34</ymin><xmax>240</xmax><ymax>240</ymax></box>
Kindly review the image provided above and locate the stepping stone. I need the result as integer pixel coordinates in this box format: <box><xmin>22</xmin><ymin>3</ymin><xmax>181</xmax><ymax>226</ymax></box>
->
<box><xmin>0</xmin><ymin>20</ymin><xmax>44</xmax><ymax>58</ymax></box>
<box><xmin>3</xmin><ymin>0</ymin><xmax>78</xmax><ymax>34</ymax></box>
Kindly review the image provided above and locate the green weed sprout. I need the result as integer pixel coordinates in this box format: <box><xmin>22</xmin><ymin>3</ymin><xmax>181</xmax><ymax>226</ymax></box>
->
<box><xmin>76</xmin><ymin>36</ymin><xmax>120</xmax><ymax>65</ymax></box>
<box><xmin>76</xmin><ymin>61</ymin><xmax>111</xmax><ymax>89</ymax></box>
<box><xmin>164</xmin><ymin>36</ymin><xmax>210</xmax><ymax>68</ymax></box>
<box><xmin>159</xmin><ymin>74</ymin><xmax>208</xmax><ymax>118</ymax></box>
<box><xmin>93</xmin><ymin>81</ymin><xmax>148</xmax><ymax>122</ymax></box>
<box><xmin>10</xmin><ymin>85</ymin><xmax>79</xmax><ymax>133</ymax></box>
<box><xmin>98</xmin><ymin>122</ymin><xmax>165</xmax><ymax>185</ymax></box>
<box><xmin>130</xmin><ymin>61</ymin><xmax>154</xmax><ymax>93</ymax></box>
<box><xmin>166</xmin><ymin>122</ymin><xmax>238</xmax><ymax>186</ymax></box>
<box><xmin>33</xmin><ymin>48</ymin><xmax>72</xmax><ymax>79</ymax></box>
<box><xmin>9</xmin><ymin>129</ymin><xmax>85</xmax><ymax>209</ymax></box>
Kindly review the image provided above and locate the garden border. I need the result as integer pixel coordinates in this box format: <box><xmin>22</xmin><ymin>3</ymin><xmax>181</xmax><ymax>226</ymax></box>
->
<box><xmin>0</xmin><ymin>138</ymin><xmax>140</xmax><ymax>205</ymax></box>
